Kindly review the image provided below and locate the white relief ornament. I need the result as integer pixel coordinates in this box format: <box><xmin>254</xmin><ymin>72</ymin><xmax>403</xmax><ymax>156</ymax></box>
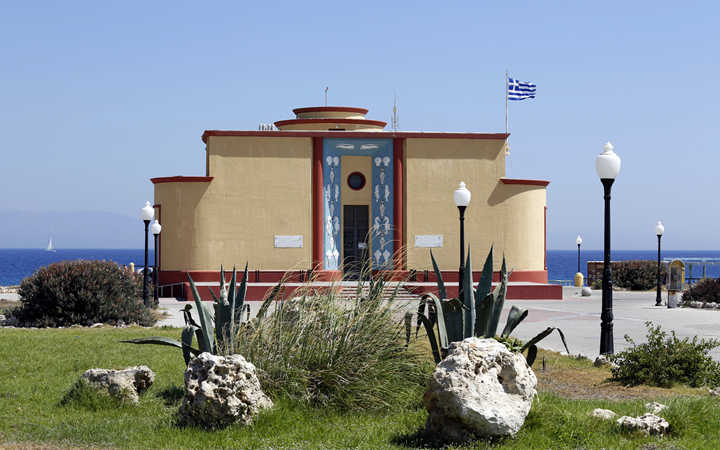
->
<box><xmin>379</xmin><ymin>170</ymin><xmax>385</xmax><ymax>185</ymax></box>
<box><xmin>326</xmin><ymin>216</ymin><xmax>333</xmax><ymax>235</ymax></box>
<box><xmin>325</xmin><ymin>185</ymin><xmax>331</xmax><ymax>200</ymax></box>
<box><xmin>380</xmin><ymin>236</ymin><xmax>386</xmax><ymax>249</ymax></box>
<box><xmin>374</xmin><ymin>157</ymin><xmax>382</xmax><ymax>167</ymax></box>
<box><xmin>333</xmin><ymin>156</ymin><xmax>340</xmax><ymax>166</ymax></box>
<box><xmin>329</xmin><ymin>169</ymin><xmax>335</xmax><ymax>183</ymax></box>
<box><xmin>332</xmin><ymin>248</ymin><xmax>339</xmax><ymax>265</ymax></box>
<box><xmin>329</xmin><ymin>203</ymin><xmax>334</xmax><ymax>217</ymax></box>
<box><xmin>383</xmin><ymin>217</ymin><xmax>391</xmax><ymax>234</ymax></box>
<box><xmin>379</xmin><ymin>202</ymin><xmax>385</xmax><ymax>218</ymax></box>
<box><xmin>334</xmin><ymin>185</ymin><xmax>339</xmax><ymax>201</ymax></box>
<box><xmin>374</xmin><ymin>249</ymin><xmax>382</xmax><ymax>264</ymax></box>
<box><xmin>333</xmin><ymin>216</ymin><xmax>340</xmax><ymax>234</ymax></box>
<box><xmin>383</xmin><ymin>156</ymin><xmax>390</xmax><ymax>167</ymax></box>
<box><xmin>373</xmin><ymin>217</ymin><xmax>380</xmax><ymax>234</ymax></box>
<box><xmin>326</xmin><ymin>156</ymin><xmax>332</xmax><ymax>166</ymax></box>
<box><xmin>383</xmin><ymin>249</ymin><xmax>391</xmax><ymax>264</ymax></box>
<box><xmin>384</xmin><ymin>185</ymin><xmax>390</xmax><ymax>202</ymax></box>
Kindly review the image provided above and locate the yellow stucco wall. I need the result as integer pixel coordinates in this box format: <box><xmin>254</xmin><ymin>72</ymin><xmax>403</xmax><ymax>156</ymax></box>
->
<box><xmin>495</xmin><ymin>183</ymin><xmax>547</xmax><ymax>271</ymax></box>
<box><xmin>403</xmin><ymin>138</ymin><xmax>544</xmax><ymax>273</ymax></box>
<box><xmin>157</xmin><ymin>136</ymin><xmax>313</xmax><ymax>271</ymax></box>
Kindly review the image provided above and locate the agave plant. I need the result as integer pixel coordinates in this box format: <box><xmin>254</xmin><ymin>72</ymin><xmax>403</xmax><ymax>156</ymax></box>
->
<box><xmin>123</xmin><ymin>264</ymin><xmax>280</xmax><ymax>364</ymax></box>
<box><xmin>416</xmin><ymin>248</ymin><xmax>568</xmax><ymax>366</ymax></box>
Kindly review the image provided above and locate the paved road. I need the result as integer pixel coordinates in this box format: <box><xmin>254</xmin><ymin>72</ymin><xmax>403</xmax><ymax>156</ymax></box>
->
<box><xmin>156</xmin><ymin>286</ymin><xmax>720</xmax><ymax>360</ymax></box>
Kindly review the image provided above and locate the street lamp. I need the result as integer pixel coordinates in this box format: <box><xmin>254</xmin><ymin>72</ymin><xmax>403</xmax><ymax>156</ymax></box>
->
<box><xmin>596</xmin><ymin>142</ymin><xmax>621</xmax><ymax>355</ymax></box>
<box><xmin>140</xmin><ymin>201</ymin><xmax>154</xmax><ymax>307</ymax></box>
<box><xmin>151</xmin><ymin>220</ymin><xmax>162</xmax><ymax>305</ymax></box>
<box><xmin>575</xmin><ymin>235</ymin><xmax>583</xmax><ymax>287</ymax></box>
<box><xmin>454</xmin><ymin>182</ymin><xmax>471</xmax><ymax>300</ymax></box>
<box><xmin>655</xmin><ymin>220</ymin><xmax>664</xmax><ymax>307</ymax></box>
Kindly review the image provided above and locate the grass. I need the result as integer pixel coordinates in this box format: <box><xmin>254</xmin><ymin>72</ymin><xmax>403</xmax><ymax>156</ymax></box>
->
<box><xmin>2</xmin><ymin>327</ymin><xmax>720</xmax><ymax>449</ymax></box>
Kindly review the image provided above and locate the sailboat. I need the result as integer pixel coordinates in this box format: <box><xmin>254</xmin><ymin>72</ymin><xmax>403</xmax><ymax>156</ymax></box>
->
<box><xmin>45</xmin><ymin>236</ymin><xmax>56</xmax><ymax>252</ymax></box>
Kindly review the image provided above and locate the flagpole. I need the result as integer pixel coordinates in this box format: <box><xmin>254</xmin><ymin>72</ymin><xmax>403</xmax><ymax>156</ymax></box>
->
<box><xmin>505</xmin><ymin>70</ymin><xmax>509</xmax><ymax>136</ymax></box>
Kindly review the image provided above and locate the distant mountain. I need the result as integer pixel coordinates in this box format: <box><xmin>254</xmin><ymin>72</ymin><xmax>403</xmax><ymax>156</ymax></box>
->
<box><xmin>0</xmin><ymin>210</ymin><xmax>142</xmax><ymax>249</ymax></box>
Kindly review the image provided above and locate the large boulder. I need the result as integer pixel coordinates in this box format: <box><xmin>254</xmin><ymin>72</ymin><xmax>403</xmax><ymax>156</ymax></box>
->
<box><xmin>80</xmin><ymin>365</ymin><xmax>155</xmax><ymax>404</ymax></box>
<box><xmin>179</xmin><ymin>353</ymin><xmax>273</xmax><ymax>429</ymax></box>
<box><xmin>424</xmin><ymin>337</ymin><xmax>537</xmax><ymax>440</ymax></box>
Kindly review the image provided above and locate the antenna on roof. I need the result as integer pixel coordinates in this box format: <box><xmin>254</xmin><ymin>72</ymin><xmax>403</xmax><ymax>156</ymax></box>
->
<box><xmin>324</xmin><ymin>86</ymin><xmax>328</xmax><ymax>106</ymax></box>
<box><xmin>391</xmin><ymin>93</ymin><xmax>399</xmax><ymax>131</ymax></box>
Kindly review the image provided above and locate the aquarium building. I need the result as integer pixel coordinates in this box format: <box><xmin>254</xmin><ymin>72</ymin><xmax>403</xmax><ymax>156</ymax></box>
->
<box><xmin>151</xmin><ymin>105</ymin><xmax>561</xmax><ymax>299</ymax></box>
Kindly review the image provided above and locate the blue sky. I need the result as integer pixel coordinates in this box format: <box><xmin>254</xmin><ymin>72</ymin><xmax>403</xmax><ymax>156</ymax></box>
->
<box><xmin>1</xmin><ymin>1</ymin><xmax>718</xmax><ymax>249</ymax></box>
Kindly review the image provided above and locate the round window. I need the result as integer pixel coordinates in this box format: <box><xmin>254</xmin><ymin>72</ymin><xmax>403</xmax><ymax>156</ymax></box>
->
<box><xmin>347</xmin><ymin>172</ymin><xmax>366</xmax><ymax>190</ymax></box>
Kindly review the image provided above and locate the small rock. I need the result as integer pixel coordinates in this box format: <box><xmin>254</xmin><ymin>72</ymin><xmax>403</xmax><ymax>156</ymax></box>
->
<box><xmin>645</xmin><ymin>402</ymin><xmax>667</xmax><ymax>415</ymax></box>
<box><xmin>0</xmin><ymin>314</ymin><xmax>6</xmax><ymax>323</ymax></box>
<box><xmin>617</xmin><ymin>413</ymin><xmax>669</xmax><ymax>435</ymax></box>
<box><xmin>593</xmin><ymin>355</ymin><xmax>619</xmax><ymax>369</ymax></box>
<box><xmin>708</xmin><ymin>387</ymin><xmax>720</xmax><ymax>397</ymax></box>
<box><xmin>179</xmin><ymin>353</ymin><xmax>273</xmax><ymax>429</ymax></box>
<box><xmin>424</xmin><ymin>337</ymin><xmax>537</xmax><ymax>440</ymax></box>
<box><xmin>581</xmin><ymin>287</ymin><xmax>592</xmax><ymax>296</ymax></box>
<box><xmin>80</xmin><ymin>366</ymin><xmax>155</xmax><ymax>404</ymax></box>
<box><xmin>90</xmin><ymin>323</ymin><xmax>103</xmax><ymax>328</ymax></box>
<box><xmin>591</xmin><ymin>408</ymin><xmax>617</xmax><ymax>420</ymax></box>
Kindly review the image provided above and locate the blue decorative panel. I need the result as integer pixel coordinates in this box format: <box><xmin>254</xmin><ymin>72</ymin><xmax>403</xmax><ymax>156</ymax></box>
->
<box><xmin>323</xmin><ymin>138</ymin><xmax>394</xmax><ymax>270</ymax></box>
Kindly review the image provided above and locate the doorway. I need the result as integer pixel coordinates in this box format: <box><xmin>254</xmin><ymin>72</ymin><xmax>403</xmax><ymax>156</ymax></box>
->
<box><xmin>343</xmin><ymin>205</ymin><xmax>369</xmax><ymax>279</ymax></box>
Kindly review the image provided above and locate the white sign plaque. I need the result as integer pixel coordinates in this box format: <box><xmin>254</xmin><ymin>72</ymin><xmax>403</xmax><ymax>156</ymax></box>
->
<box><xmin>415</xmin><ymin>234</ymin><xmax>443</xmax><ymax>248</ymax></box>
<box><xmin>274</xmin><ymin>235</ymin><xmax>303</xmax><ymax>248</ymax></box>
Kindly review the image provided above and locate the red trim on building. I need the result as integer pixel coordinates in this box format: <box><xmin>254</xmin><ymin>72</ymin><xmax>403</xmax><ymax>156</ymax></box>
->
<box><xmin>312</xmin><ymin>137</ymin><xmax>324</xmax><ymax>270</ymax></box>
<box><xmin>151</xmin><ymin>176</ymin><xmax>214</xmax><ymax>184</ymax></box>
<box><xmin>202</xmin><ymin>130</ymin><xmax>509</xmax><ymax>143</ymax></box>
<box><xmin>500</xmin><ymin>178</ymin><xmax>550</xmax><ymax>187</ymax></box>
<box><xmin>274</xmin><ymin>118</ymin><xmax>388</xmax><ymax>128</ymax></box>
<box><xmin>393</xmin><ymin>138</ymin><xmax>405</xmax><ymax>269</ymax></box>
<box><xmin>293</xmin><ymin>106</ymin><xmax>369</xmax><ymax>115</ymax></box>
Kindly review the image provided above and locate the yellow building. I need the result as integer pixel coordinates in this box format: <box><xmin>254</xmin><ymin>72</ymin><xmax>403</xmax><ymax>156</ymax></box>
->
<box><xmin>152</xmin><ymin>106</ymin><xmax>560</xmax><ymax>299</ymax></box>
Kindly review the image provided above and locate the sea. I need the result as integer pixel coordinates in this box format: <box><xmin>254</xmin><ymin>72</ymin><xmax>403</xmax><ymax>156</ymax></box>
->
<box><xmin>2</xmin><ymin>249</ymin><xmax>720</xmax><ymax>286</ymax></box>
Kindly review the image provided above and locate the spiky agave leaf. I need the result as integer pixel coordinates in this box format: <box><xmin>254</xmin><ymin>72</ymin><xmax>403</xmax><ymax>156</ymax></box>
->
<box><xmin>235</xmin><ymin>263</ymin><xmax>249</xmax><ymax>320</ymax></box>
<box><xmin>422</xmin><ymin>293</ymin><xmax>449</xmax><ymax>356</ymax></box>
<box><xmin>187</xmin><ymin>273</ymin><xmax>215</xmax><ymax>354</ymax></box>
<box><xmin>443</xmin><ymin>297</ymin><xmax>465</xmax><ymax>343</ymax></box>
<box><xmin>501</xmin><ymin>305</ymin><xmax>529</xmax><ymax>338</ymax></box>
<box><xmin>416</xmin><ymin>312</ymin><xmax>443</xmax><ymax>364</ymax></box>
<box><xmin>404</xmin><ymin>311</ymin><xmax>412</xmax><ymax>347</ymax></box>
<box><xmin>430</xmin><ymin>250</ymin><xmax>447</xmax><ymax>300</ymax></box>
<box><xmin>474</xmin><ymin>246</ymin><xmax>494</xmax><ymax>336</ymax></box>
<box><xmin>521</xmin><ymin>326</ymin><xmax>570</xmax><ymax>366</ymax></box>
<box><xmin>486</xmin><ymin>257</ymin><xmax>509</xmax><ymax>337</ymax></box>
<box><xmin>181</xmin><ymin>327</ymin><xmax>199</xmax><ymax>365</ymax></box>
<box><xmin>121</xmin><ymin>335</ymin><xmax>200</xmax><ymax>365</ymax></box>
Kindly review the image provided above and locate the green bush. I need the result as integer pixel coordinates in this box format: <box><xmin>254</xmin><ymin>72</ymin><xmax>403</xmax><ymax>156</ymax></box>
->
<box><xmin>682</xmin><ymin>278</ymin><xmax>720</xmax><ymax>304</ymax></box>
<box><xmin>13</xmin><ymin>260</ymin><xmax>155</xmax><ymax>327</ymax></box>
<box><xmin>613</xmin><ymin>260</ymin><xmax>666</xmax><ymax>290</ymax></box>
<box><xmin>233</xmin><ymin>280</ymin><xmax>430</xmax><ymax>411</ymax></box>
<box><xmin>610</xmin><ymin>322</ymin><xmax>720</xmax><ymax>388</ymax></box>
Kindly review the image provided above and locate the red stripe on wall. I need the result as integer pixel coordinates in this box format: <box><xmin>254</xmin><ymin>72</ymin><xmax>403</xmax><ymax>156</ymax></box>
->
<box><xmin>312</xmin><ymin>137</ymin><xmax>324</xmax><ymax>270</ymax></box>
<box><xmin>393</xmin><ymin>138</ymin><xmax>405</xmax><ymax>269</ymax></box>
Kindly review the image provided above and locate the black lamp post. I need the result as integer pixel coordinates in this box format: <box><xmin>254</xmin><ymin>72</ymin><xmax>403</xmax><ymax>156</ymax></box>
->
<box><xmin>576</xmin><ymin>235</ymin><xmax>583</xmax><ymax>274</ymax></box>
<box><xmin>596</xmin><ymin>142</ymin><xmax>621</xmax><ymax>355</ymax></box>
<box><xmin>151</xmin><ymin>220</ymin><xmax>162</xmax><ymax>305</ymax></box>
<box><xmin>140</xmin><ymin>201</ymin><xmax>154</xmax><ymax>307</ymax></box>
<box><xmin>655</xmin><ymin>221</ymin><xmax>664</xmax><ymax>306</ymax></box>
<box><xmin>454</xmin><ymin>182</ymin><xmax>471</xmax><ymax>300</ymax></box>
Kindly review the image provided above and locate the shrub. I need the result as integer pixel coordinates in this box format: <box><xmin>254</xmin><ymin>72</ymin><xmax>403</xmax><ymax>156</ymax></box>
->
<box><xmin>588</xmin><ymin>260</ymin><xmax>666</xmax><ymax>290</ymax></box>
<box><xmin>609</xmin><ymin>322</ymin><xmax>720</xmax><ymax>388</ymax></box>
<box><xmin>682</xmin><ymin>278</ymin><xmax>720</xmax><ymax>304</ymax></box>
<box><xmin>233</xmin><ymin>279</ymin><xmax>430</xmax><ymax>411</ymax></box>
<box><xmin>13</xmin><ymin>260</ymin><xmax>155</xmax><ymax>327</ymax></box>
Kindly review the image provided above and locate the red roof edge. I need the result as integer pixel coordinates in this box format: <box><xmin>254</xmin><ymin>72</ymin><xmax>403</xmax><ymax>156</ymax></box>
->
<box><xmin>500</xmin><ymin>178</ymin><xmax>550</xmax><ymax>187</ymax></box>
<box><xmin>292</xmin><ymin>106</ymin><xmax>369</xmax><ymax>115</ymax></box>
<box><xmin>202</xmin><ymin>130</ymin><xmax>509</xmax><ymax>143</ymax></box>
<box><xmin>151</xmin><ymin>176</ymin><xmax>214</xmax><ymax>184</ymax></box>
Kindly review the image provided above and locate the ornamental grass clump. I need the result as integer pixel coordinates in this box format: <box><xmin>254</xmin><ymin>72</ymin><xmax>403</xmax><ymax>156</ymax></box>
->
<box><xmin>682</xmin><ymin>278</ymin><xmax>720</xmax><ymax>304</ymax></box>
<box><xmin>13</xmin><ymin>260</ymin><xmax>154</xmax><ymax>327</ymax></box>
<box><xmin>610</xmin><ymin>321</ymin><xmax>720</xmax><ymax>388</ymax></box>
<box><xmin>233</xmin><ymin>271</ymin><xmax>429</xmax><ymax>411</ymax></box>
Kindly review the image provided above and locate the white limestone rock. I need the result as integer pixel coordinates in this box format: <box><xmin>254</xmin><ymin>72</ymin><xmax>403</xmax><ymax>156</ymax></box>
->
<box><xmin>709</xmin><ymin>387</ymin><xmax>720</xmax><ymax>397</ymax></box>
<box><xmin>593</xmin><ymin>355</ymin><xmax>619</xmax><ymax>370</ymax></box>
<box><xmin>645</xmin><ymin>401</ymin><xmax>667</xmax><ymax>415</ymax></box>
<box><xmin>80</xmin><ymin>365</ymin><xmax>155</xmax><ymax>404</ymax></box>
<box><xmin>617</xmin><ymin>413</ymin><xmax>669</xmax><ymax>435</ymax></box>
<box><xmin>424</xmin><ymin>337</ymin><xmax>537</xmax><ymax>440</ymax></box>
<box><xmin>179</xmin><ymin>353</ymin><xmax>273</xmax><ymax>429</ymax></box>
<box><xmin>590</xmin><ymin>408</ymin><xmax>617</xmax><ymax>420</ymax></box>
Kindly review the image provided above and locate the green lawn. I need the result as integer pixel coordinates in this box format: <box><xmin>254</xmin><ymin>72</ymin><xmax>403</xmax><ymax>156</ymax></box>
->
<box><xmin>1</xmin><ymin>327</ymin><xmax>720</xmax><ymax>449</ymax></box>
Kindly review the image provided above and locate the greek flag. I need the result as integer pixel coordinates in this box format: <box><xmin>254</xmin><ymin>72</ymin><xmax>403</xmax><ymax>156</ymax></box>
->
<box><xmin>507</xmin><ymin>78</ymin><xmax>536</xmax><ymax>101</ymax></box>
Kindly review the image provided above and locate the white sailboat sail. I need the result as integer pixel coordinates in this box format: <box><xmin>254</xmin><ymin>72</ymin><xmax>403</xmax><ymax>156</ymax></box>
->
<box><xmin>46</xmin><ymin>237</ymin><xmax>56</xmax><ymax>252</ymax></box>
